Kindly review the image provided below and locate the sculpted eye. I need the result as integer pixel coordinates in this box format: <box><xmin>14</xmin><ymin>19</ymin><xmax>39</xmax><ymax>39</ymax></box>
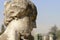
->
<box><xmin>8</xmin><ymin>11</ymin><xmax>15</xmax><ymax>16</ymax></box>
<box><xmin>10</xmin><ymin>11</ymin><xmax>14</xmax><ymax>13</ymax></box>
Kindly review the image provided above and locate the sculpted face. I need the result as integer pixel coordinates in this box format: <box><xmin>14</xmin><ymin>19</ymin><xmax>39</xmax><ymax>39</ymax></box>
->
<box><xmin>7</xmin><ymin>16</ymin><xmax>32</xmax><ymax>35</ymax></box>
<box><xmin>1</xmin><ymin>0</ymin><xmax>37</xmax><ymax>40</ymax></box>
<box><xmin>4</xmin><ymin>0</ymin><xmax>37</xmax><ymax>28</ymax></box>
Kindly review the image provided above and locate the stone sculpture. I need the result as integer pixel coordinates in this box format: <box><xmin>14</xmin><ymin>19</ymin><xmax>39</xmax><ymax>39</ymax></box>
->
<box><xmin>0</xmin><ymin>0</ymin><xmax>37</xmax><ymax>40</ymax></box>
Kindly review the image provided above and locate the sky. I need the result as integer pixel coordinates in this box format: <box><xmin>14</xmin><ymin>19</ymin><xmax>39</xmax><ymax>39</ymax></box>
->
<box><xmin>0</xmin><ymin>0</ymin><xmax>60</xmax><ymax>34</ymax></box>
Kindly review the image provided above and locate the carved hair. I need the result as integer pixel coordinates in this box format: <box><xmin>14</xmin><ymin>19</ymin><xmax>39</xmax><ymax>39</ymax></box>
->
<box><xmin>4</xmin><ymin>0</ymin><xmax>37</xmax><ymax>28</ymax></box>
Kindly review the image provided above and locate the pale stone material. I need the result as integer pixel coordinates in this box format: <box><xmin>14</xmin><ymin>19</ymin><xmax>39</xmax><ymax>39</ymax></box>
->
<box><xmin>4</xmin><ymin>0</ymin><xmax>37</xmax><ymax>27</ymax></box>
<box><xmin>0</xmin><ymin>0</ymin><xmax>37</xmax><ymax>40</ymax></box>
<box><xmin>49</xmin><ymin>34</ymin><xmax>53</xmax><ymax>40</ymax></box>
<box><xmin>42</xmin><ymin>35</ymin><xmax>47</xmax><ymax>40</ymax></box>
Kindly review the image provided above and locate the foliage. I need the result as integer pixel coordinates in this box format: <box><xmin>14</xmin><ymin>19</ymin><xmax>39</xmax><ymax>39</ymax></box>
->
<box><xmin>50</xmin><ymin>25</ymin><xmax>57</xmax><ymax>34</ymax></box>
<box><xmin>49</xmin><ymin>25</ymin><xmax>57</xmax><ymax>40</ymax></box>
<box><xmin>56</xmin><ymin>30</ymin><xmax>60</xmax><ymax>39</ymax></box>
<box><xmin>37</xmin><ymin>34</ymin><xmax>42</xmax><ymax>40</ymax></box>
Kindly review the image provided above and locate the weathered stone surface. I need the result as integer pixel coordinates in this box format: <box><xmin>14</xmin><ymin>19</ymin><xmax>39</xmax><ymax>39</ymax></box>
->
<box><xmin>0</xmin><ymin>34</ymin><xmax>8</xmax><ymax>40</ymax></box>
<box><xmin>4</xmin><ymin>0</ymin><xmax>37</xmax><ymax>27</ymax></box>
<box><xmin>0</xmin><ymin>0</ymin><xmax>37</xmax><ymax>40</ymax></box>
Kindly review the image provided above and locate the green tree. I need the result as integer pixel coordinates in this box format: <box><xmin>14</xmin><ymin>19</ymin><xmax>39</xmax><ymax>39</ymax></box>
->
<box><xmin>50</xmin><ymin>25</ymin><xmax>57</xmax><ymax>34</ymax></box>
<box><xmin>37</xmin><ymin>34</ymin><xmax>42</xmax><ymax>40</ymax></box>
<box><xmin>49</xmin><ymin>25</ymin><xmax>57</xmax><ymax>40</ymax></box>
<box><xmin>56</xmin><ymin>30</ymin><xmax>60</xmax><ymax>40</ymax></box>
